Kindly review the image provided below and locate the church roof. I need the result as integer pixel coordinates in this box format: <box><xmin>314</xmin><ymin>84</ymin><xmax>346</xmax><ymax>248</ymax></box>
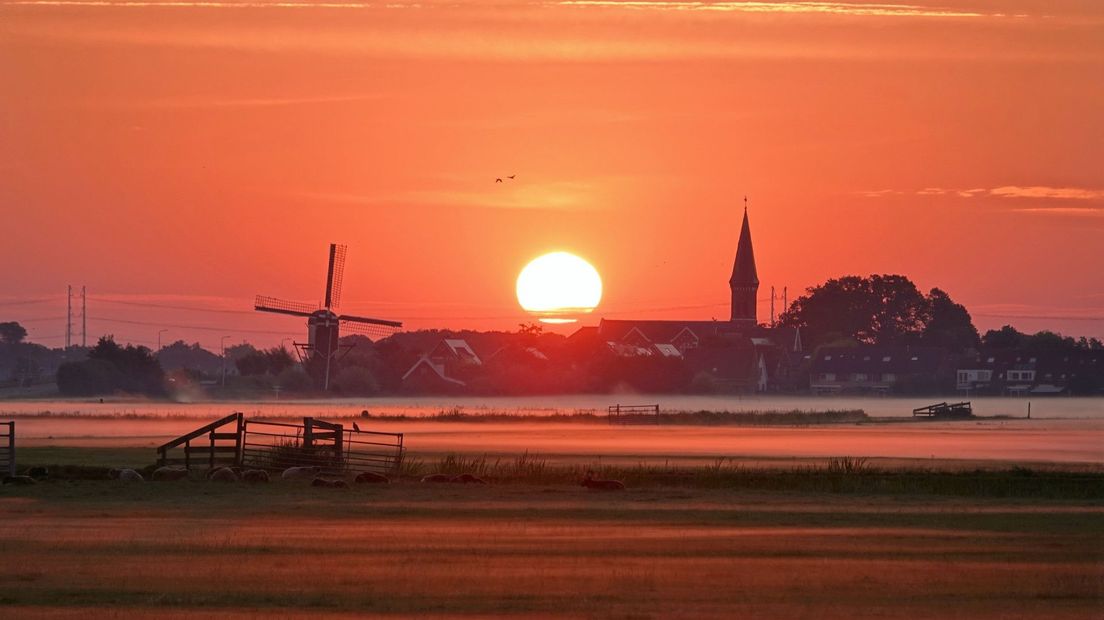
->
<box><xmin>729</xmin><ymin>208</ymin><xmax>759</xmax><ymax>286</ymax></box>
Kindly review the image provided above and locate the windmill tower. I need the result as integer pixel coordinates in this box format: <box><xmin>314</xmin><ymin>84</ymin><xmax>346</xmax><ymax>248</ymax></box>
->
<box><xmin>255</xmin><ymin>244</ymin><xmax>402</xmax><ymax>390</ymax></box>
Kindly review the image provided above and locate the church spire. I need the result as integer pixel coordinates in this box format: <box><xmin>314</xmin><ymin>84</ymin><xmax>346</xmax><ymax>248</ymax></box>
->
<box><xmin>729</xmin><ymin>198</ymin><xmax>759</xmax><ymax>322</ymax></box>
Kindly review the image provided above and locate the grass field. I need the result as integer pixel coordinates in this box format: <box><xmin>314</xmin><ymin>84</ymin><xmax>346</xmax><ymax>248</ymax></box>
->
<box><xmin>2</xmin><ymin>457</ymin><xmax>1103</xmax><ymax>618</ymax></box>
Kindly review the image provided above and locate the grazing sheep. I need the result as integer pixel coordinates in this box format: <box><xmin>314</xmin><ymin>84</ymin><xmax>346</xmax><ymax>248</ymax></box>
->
<box><xmin>241</xmin><ymin>469</ymin><xmax>270</xmax><ymax>484</ymax></box>
<box><xmin>152</xmin><ymin>466</ymin><xmax>189</xmax><ymax>481</ymax></box>
<box><xmin>3</xmin><ymin>475</ymin><xmax>36</xmax><ymax>486</ymax></box>
<box><xmin>450</xmin><ymin>473</ymin><xmax>488</xmax><ymax>485</ymax></box>
<box><xmin>282</xmin><ymin>466</ymin><xmax>322</xmax><ymax>480</ymax></box>
<box><xmin>109</xmin><ymin>468</ymin><xmax>145</xmax><ymax>482</ymax></box>
<box><xmin>207</xmin><ymin>467</ymin><xmax>239</xmax><ymax>482</ymax></box>
<box><xmin>25</xmin><ymin>466</ymin><xmax>49</xmax><ymax>480</ymax></box>
<box><xmin>421</xmin><ymin>473</ymin><xmax>452</xmax><ymax>483</ymax></box>
<box><xmin>580</xmin><ymin>472</ymin><xmax>625</xmax><ymax>491</ymax></box>
<box><xmin>311</xmin><ymin>477</ymin><xmax>347</xmax><ymax>488</ymax></box>
<box><xmin>353</xmin><ymin>471</ymin><xmax>389</xmax><ymax>484</ymax></box>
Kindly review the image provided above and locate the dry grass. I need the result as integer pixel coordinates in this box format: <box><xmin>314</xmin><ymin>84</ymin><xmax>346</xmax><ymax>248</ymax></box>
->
<box><xmin>0</xmin><ymin>481</ymin><xmax>1101</xmax><ymax>618</ymax></box>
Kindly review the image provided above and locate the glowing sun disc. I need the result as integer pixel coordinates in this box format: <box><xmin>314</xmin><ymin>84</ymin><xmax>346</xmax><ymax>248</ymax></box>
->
<box><xmin>516</xmin><ymin>252</ymin><xmax>602</xmax><ymax>322</ymax></box>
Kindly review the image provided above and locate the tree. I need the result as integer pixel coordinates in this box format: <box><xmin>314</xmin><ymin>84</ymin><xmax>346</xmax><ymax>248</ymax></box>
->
<box><xmin>0</xmin><ymin>321</ymin><xmax>27</xmax><ymax>345</ymax></box>
<box><xmin>779</xmin><ymin>275</ymin><xmax>974</xmax><ymax>351</ymax></box>
<box><xmin>982</xmin><ymin>325</ymin><xmax>1026</xmax><ymax>349</ymax></box>
<box><xmin>84</xmin><ymin>335</ymin><xmax>165</xmax><ymax>395</ymax></box>
<box><xmin>922</xmin><ymin>288</ymin><xmax>980</xmax><ymax>352</ymax></box>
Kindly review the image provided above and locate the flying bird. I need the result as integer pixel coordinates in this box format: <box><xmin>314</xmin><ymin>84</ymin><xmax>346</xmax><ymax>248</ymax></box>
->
<box><xmin>507</xmin><ymin>175</ymin><xmax>515</xmax><ymax>180</ymax></box>
<box><xmin>495</xmin><ymin>178</ymin><xmax>503</xmax><ymax>183</ymax></box>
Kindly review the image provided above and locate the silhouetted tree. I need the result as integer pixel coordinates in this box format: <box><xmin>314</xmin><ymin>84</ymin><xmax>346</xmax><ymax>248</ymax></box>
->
<box><xmin>0</xmin><ymin>321</ymin><xmax>27</xmax><ymax>345</ymax></box>
<box><xmin>922</xmin><ymin>288</ymin><xmax>981</xmax><ymax>352</ymax></box>
<box><xmin>779</xmin><ymin>275</ymin><xmax>964</xmax><ymax>349</ymax></box>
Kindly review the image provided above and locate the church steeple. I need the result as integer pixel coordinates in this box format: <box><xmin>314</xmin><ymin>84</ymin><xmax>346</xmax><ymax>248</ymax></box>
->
<box><xmin>729</xmin><ymin>198</ymin><xmax>759</xmax><ymax>322</ymax></box>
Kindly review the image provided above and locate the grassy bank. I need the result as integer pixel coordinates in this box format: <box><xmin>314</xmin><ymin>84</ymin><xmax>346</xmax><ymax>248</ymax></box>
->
<box><xmin>12</xmin><ymin>447</ymin><xmax>1104</xmax><ymax>500</ymax></box>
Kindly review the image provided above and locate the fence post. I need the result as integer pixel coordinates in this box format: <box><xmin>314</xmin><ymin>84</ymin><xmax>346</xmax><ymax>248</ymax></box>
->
<box><xmin>303</xmin><ymin>417</ymin><xmax>314</xmax><ymax>449</ymax></box>
<box><xmin>235</xmin><ymin>412</ymin><xmax>245</xmax><ymax>467</ymax></box>
<box><xmin>8</xmin><ymin>422</ymin><xmax>15</xmax><ymax>477</ymax></box>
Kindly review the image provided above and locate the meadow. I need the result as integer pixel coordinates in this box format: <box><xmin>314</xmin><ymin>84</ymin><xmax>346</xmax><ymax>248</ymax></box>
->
<box><xmin>2</xmin><ymin>400</ymin><xmax>1102</xmax><ymax>617</ymax></box>
<box><xmin>1</xmin><ymin>472</ymin><xmax>1103</xmax><ymax>619</ymax></box>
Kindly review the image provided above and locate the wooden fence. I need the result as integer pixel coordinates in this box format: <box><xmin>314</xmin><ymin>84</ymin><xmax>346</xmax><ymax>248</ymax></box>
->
<box><xmin>241</xmin><ymin>417</ymin><xmax>403</xmax><ymax>475</ymax></box>
<box><xmin>608</xmin><ymin>404</ymin><xmax>661</xmax><ymax>425</ymax></box>
<box><xmin>160</xmin><ymin>413</ymin><xmax>403</xmax><ymax>475</ymax></box>
<box><xmin>1</xmin><ymin>421</ymin><xmax>13</xmax><ymax>477</ymax></box>
<box><xmin>156</xmin><ymin>412</ymin><xmax>244</xmax><ymax>470</ymax></box>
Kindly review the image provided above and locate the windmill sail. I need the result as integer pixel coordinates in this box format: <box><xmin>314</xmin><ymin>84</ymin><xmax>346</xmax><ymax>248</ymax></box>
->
<box><xmin>255</xmin><ymin>295</ymin><xmax>317</xmax><ymax>317</ymax></box>
<box><xmin>324</xmin><ymin>243</ymin><xmax>347</xmax><ymax>310</ymax></box>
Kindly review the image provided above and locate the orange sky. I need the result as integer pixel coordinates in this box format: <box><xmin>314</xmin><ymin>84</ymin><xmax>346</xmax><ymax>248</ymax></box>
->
<box><xmin>1</xmin><ymin>0</ymin><xmax>1102</xmax><ymax>350</ymax></box>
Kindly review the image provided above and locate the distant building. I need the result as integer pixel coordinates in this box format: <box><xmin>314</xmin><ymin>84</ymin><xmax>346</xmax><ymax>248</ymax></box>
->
<box><xmin>730</xmin><ymin>207</ymin><xmax>759</xmax><ymax>323</ymax></box>
<box><xmin>809</xmin><ymin>346</ymin><xmax>950</xmax><ymax>394</ymax></box>
<box><xmin>574</xmin><ymin>205</ymin><xmax>800</xmax><ymax>393</ymax></box>
<box><xmin>956</xmin><ymin>349</ymin><xmax>1104</xmax><ymax>395</ymax></box>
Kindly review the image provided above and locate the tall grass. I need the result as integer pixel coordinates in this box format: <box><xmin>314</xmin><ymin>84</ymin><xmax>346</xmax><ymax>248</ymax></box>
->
<box><xmin>407</xmin><ymin>452</ymin><xmax>1104</xmax><ymax>499</ymax></box>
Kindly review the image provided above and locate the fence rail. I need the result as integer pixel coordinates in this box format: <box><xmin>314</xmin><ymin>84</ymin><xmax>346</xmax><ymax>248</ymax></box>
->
<box><xmin>157</xmin><ymin>412</ymin><xmax>243</xmax><ymax>470</ymax></box>
<box><xmin>608</xmin><ymin>404</ymin><xmax>661</xmax><ymax>425</ymax></box>
<box><xmin>0</xmin><ymin>421</ymin><xmax>13</xmax><ymax>477</ymax></box>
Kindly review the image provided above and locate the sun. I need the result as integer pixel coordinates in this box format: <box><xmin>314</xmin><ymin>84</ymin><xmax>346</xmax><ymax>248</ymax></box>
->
<box><xmin>516</xmin><ymin>252</ymin><xmax>603</xmax><ymax>323</ymax></box>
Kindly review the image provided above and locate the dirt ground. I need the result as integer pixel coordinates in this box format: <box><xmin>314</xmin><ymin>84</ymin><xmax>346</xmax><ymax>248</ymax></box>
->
<box><xmin>0</xmin><ymin>481</ymin><xmax>1101</xmax><ymax>619</ymax></box>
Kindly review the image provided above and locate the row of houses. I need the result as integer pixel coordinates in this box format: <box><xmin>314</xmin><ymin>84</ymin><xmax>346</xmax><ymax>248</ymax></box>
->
<box><xmin>397</xmin><ymin>323</ymin><xmax>1103</xmax><ymax>395</ymax></box>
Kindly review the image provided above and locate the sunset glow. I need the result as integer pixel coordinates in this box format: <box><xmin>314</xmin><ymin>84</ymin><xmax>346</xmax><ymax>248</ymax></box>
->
<box><xmin>516</xmin><ymin>252</ymin><xmax>603</xmax><ymax>323</ymax></box>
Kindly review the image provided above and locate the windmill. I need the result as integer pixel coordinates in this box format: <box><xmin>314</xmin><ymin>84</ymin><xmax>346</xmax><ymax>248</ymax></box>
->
<box><xmin>255</xmin><ymin>244</ymin><xmax>402</xmax><ymax>390</ymax></box>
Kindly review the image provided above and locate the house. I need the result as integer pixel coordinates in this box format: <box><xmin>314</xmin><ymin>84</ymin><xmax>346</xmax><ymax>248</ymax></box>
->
<box><xmin>957</xmin><ymin>349</ymin><xmax>1104</xmax><ymax>395</ymax></box>
<box><xmin>810</xmin><ymin>346</ymin><xmax>950</xmax><ymax>394</ymax></box>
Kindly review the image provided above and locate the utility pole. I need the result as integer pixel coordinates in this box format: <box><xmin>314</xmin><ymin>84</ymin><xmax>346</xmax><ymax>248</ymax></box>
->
<box><xmin>770</xmin><ymin>286</ymin><xmax>776</xmax><ymax>327</ymax></box>
<box><xmin>65</xmin><ymin>285</ymin><xmax>72</xmax><ymax>350</ymax></box>
<box><xmin>81</xmin><ymin>286</ymin><xmax>87</xmax><ymax>348</ymax></box>
<box><xmin>782</xmin><ymin>287</ymin><xmax>788</xmax><ymax>315</ymax></box>
<box><xmin>220</xmin><ymin>335</ymin><xmax>230</xmax><ymax>388</ymax></box>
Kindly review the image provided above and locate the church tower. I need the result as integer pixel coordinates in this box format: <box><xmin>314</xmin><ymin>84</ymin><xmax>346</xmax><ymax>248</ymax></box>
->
<box><xmin>729</xmin><ymin>201</ymin><xmax>759</xmax><ymax>323</ymax></box>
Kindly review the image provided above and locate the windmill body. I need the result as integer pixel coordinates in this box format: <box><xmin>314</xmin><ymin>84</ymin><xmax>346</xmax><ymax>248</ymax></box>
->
<box><xmin>255</xmin><ymin>244</ymin><xmax>401</xmax><ymax>390</ymax></box>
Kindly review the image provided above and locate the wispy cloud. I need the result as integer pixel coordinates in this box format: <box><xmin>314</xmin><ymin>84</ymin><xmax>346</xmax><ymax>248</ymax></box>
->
<box><xmin>553</xmin><ymin>1</ymin><xmax>1001</xmax><ymax>19</ymax></box>
<box><xmin>300</xmin><ymin>180</ymin><xmax>602</xmax><ymax>211</ymax></box>
<box><xmin>861</xmin><ymin>185</ymin><xmax>1104</xmax><ymax>201</ymax></box>
<box><xmin>990</xmin><ymin>186</ymin><xmax>1104</xmax><ymax>200</ymax></box>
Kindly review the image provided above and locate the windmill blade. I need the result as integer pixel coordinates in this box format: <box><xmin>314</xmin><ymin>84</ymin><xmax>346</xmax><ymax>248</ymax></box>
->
<box><xmin>338</xmin><ymin>313</ymin><xmax>402</xmax><ymax>328</ymax></box>
<box><xmin>339</xmin><ymin>319</ymin><xmax>400</xmax><ymax>340</ymax></box>
<box><xmin>255</xmin><ymin>295</ymin><xmax>316</xmax><ymax>317</ymax></box>
<box><xmin>324</xmin><ymin>243</ymin><xmax>347</xmax><ymax>310</ymax></box>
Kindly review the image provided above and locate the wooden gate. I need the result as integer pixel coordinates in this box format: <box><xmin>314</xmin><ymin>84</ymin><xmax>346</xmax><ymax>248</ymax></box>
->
<box><xmin>157</xmin><ymin>412</ymin><xmax>243</xmax><ymax>470</ymax></box>
<box><xmin>0</xmin><ymin>421</ymin><xmax>14</xmax><ymax>477</ymax></box>
<box><xmin>241</xmin><ymin>417</ymin><xmax>402</xmax><ymax>475</ymax></box>
<box><xmin>608</xmin><ymin>404</ymin><xmax>661</xmax><ymax>425</ymax></box>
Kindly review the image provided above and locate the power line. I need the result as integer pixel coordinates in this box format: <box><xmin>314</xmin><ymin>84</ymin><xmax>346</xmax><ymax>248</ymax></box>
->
<box><xmin>90</xmin><ymin>297</ymin><xmax>258</xmax><ymax>315</ymax></box>
<box><xmin>87</xmin><ymin>315</ymin><xmax>298</xmax><ymax>335</ymax></box>
<box><xmin>974</xmin><ymin>313</ymin><xmax>1104</xmax><ymax>322</ymax></box>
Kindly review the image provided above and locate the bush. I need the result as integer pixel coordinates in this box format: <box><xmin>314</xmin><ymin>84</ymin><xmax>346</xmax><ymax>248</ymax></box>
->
<box><xmin>56</xmin><ymin>359</ymin><xmax>123</xmax><ymax>396</ymax></box>
<box><xmin>332</xmin><ymin>366</ymin><xmax>379</xmax><ymax>396</ymax></box>
<box><xmin>275</xmin><ymin>366</ymin><xmax>313</xmax><ymax>393</ymax></box>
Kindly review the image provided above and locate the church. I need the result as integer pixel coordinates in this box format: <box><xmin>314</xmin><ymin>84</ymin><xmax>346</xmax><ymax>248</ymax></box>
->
<box><xmin>582</xmin><ymin>206</ymin><xmax>804</xmax><ymax>392</ymax></box>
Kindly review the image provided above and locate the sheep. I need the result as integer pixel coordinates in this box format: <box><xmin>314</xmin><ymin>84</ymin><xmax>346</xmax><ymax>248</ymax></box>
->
<box><xmin>207</xmin><ymin>467</ymin><xmax>239</xmax><ymax>482</ymax></box>
<box><xmin>353</xmin><ymin>471</ymin><xmax>390</xmax><ymax>484</ymax></box>
<box><xmin>580</xmin><ymin>471</ymin><xmax>625</xmax><ymax>491</ymax></box>
<box><xmin>420</xmin><ymin>473</ymin><xmax>452</xmax><ymax>483</ymax></box>
<box><xmin>241</xmin><ymin>469</ymin><xmax>270</xmax><ymax>484</ymax></box>
<box><xmin>109</xmin><ymin>468</ymin><xmax>145</xmax><ymax>482</ymax></box>
<box><xmin>450</xmin><ymin>473</ymin><xmax>488</xmax><ymax>485</ymax></box>
<box><xmin>310</xmin><ymin>477</ymin><xmax>347</xmax><ymax>488</ymax></box>
<box><xmin>3</xmin><ymin>475</ymin><xmax>36</xmax><ymax>486</ymax></box>
<box><xmin>282</xmin><ymin>466</ymin><xmax>322</xmax><ymax>480</ymax></box>
<box><xmin>25</xmin><ymin>466</ymin><xmax>48</xmax><ymax>479</ymax></box>
<box><xmin>152</xmin><ymin>466</ymin><xmax>189</xmax><ymax>481</ymax></box>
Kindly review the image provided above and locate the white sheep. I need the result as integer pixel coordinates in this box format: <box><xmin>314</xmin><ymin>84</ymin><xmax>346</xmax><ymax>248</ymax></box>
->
<box><xmin>207</xmin><ymin>467</ymin><xmax>239</xmax><ymax>482</ymax></box>
<box><xmin>152</xmin><ymin>466</ymin><xmax>189</xmax><ymax>481</ymax></box>
<box><xmin>282</xmin><ymin>466</ymin><xmax>322</xmax><ymax>480</ymax></box>
<box><xmin>109</xmin><ymin>468</ymin><xmax>145</xmax><ymax>482</ymax></box>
